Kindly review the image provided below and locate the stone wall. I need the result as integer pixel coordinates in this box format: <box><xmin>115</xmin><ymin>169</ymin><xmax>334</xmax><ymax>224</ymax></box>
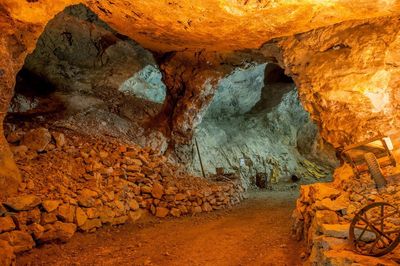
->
<box><xmin>0</xmin><ymin>127</ymin><xmax>244</xmax><ymax>264</ymax></box>
<box><xmin>292</xmin><ymin>164</ymin><xmax>400</xmax><ymax>265</ymax></box>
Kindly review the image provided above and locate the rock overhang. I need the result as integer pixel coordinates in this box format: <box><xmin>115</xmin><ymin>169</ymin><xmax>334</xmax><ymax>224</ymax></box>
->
<box><xmin>3</xmin><ymin>0</ymin><xmax>400</xmax><ymax>52</ymax></box>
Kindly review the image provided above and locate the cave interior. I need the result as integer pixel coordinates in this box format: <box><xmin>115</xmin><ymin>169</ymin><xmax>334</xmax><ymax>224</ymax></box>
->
<box><xmin>1</xmin><ymin>1</ymin><xmax>400</xmax><ymax>265</ymax></box>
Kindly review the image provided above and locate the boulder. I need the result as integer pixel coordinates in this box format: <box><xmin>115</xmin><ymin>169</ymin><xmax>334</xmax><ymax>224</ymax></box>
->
<box><xmin>57</xmin><ymin>204</ymin><xmax>76</xmax><ymax>223</ymax></box>
<box><xmin>309</xmin><ymin>183</ymin><xmax>341</xmax><ymax>202</ymax></box>
<box><xmin>75</xmin><ymin>207</ymin><xmax>88</xmax><ymax>227</ymax></box>
<box><xmin>128</xmin><ymin>199</ymin><xmax>140</xmax><ymax>211</ymax></box>
<box><xmin>79</xmin><ymin>219</ymin><xmax>101</xmax><ymax>231</ymax></box>
<box><xmin>151</xmin><ymin>183</ymin><xmax>164</xmax><ymax>199</ymax></box>
<box><xmin>0</xmin><ymin>217</ymin><xmax>15</xmax><ymax>233</ymax></box>
<box><xmin>39</xmin><ymin>222</ymin><xmax>76</xmax><ymax>243</ymax></box>
<box><xmin>42</xmin><ymin>200</ymin><xmax>61</xmax><ymax>212</ymax></box>
<box><xmin>21</xmin><ymin>128</ymin><xmax>52</xmax><ymax>152</ymax></box>
<box><xmin>0</xmin><ymin>240</ymin><xmax>15</xmax><ymax>266</ymax></box>
<box><xmin>4</xmin><ymin>195</ymin><xmax>41</xmax><ymax>211</ymax></box>
<box><xmin>155</xmin><ymin>207</ymin><xmax>169</xmax><ymax>218</ymax></box>
<box><xmin>52</xmin><ymin>132</ymin><xmax>66</xmax><ymax>148</ymax></box>
<box><xmin>320</xmin><ymin>223</ymin><xmax>350</xmax><ymax>239</ymax></box>
<box><xmin>0</xmin><ymin>230</ymin><xmax>35</xmax><ymax>253</ymax></box>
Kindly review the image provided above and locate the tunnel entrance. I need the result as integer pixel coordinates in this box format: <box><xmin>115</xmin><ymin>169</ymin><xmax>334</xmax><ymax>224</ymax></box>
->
<box><xmin>6</xmin><ymin>4</ymin><xmax>168</xmax><ymax>151</ymax></box>
<box><xmin>191</xmin><ymin>63</ymin><xmax>337</xmax><ymax>189</ymax></box>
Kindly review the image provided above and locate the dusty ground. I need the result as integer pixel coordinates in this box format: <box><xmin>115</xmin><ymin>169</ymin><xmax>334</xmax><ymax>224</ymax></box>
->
<box><xmin>17</xmin><ymin>190</ymin><xmax>304</xmax><ymax>266</ymax></box>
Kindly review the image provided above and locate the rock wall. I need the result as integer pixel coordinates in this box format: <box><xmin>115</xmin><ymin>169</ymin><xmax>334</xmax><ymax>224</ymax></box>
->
<box><xmin>292</xmin><ymin>164</ymin><xmax>400</xmax><ymax>265</ymax></box>
<box><xmin>0</xmin><ymin>127</ymin><xmax>244</xmax><ymax>263</ymax></box>
<box><xmin>277</xmin><ymin>16</ymin><xmax>400</xmax><ymax>147</ymax></box>
<box><xmin>190</xmin><ymin>63</ymin><xmax>337</xmax><ymax>185</ymax></box>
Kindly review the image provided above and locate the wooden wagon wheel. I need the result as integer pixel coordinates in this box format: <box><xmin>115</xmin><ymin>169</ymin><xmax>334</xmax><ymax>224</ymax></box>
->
<box><xmin>349</xmin><ymin>202</ymin><xmax>400</xmax><ymax>257</ymax></box>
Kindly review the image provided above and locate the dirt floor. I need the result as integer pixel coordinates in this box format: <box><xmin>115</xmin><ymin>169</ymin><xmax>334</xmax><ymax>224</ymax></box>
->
<box><xmin>17</xmin><ymin>190</ymin><xmax>305</xmax><ymax>266</ymax></box>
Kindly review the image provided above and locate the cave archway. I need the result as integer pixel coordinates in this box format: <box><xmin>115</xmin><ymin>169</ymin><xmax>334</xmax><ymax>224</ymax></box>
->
<box><xmin>191</xmin><ymin>63</ymin><xmax>337</xmax><ymax>188</ymax></box>
<box><xmin>6</xmin><ymin>4</ymin><xmax>168</xmax><ymax>153</ymax></box>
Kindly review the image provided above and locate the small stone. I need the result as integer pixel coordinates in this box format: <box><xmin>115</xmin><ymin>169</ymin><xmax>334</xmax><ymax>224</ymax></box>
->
<box><xmin>99</xmin><ymin>151</ymin><xmax>108</xmax><ymax>159</ymax></box>
<box><xmin>141</xmin><ymin>185</ymin><xmax>152</xmax><ymax>194</ymax></box>
<box><xmin>7</xmin><ymin>130</ymin><xmax>24</xmax><ymax>143</ymax></box>
<box><xmin>52</xmin><ymin>132</ymin><xmax>66</xmax><ymax>148</ymax></box>
<box><xmin>21</xmin><ymin>127</ymin><xmax>52</xmax><ymax>152</ymax></box>
<box><xmin>39</xmin><ymin>222</ymin><xmax>76</xmax><ymax>243</ymax></box>
<box><xmin>128</xmin><ymin>199</ymin><xmax>140</xmax><ymax>211</ymax></box>
<box><xmin>201</xmin><ymin>202</ymin><xmax>213</xmax><ymax>212</ymax></box>
<box><xmin>80</xmin><ymin>219</ymin><xmax>102</xmax><ymax>231</ymax></box>
<box><xmin>4</xmin><ymin>195</ymin><xmax>41</xmax><ymax>211</ymax></box>
<box><xmin>42</xmin><ymin>200</ymin><xmax>61</xmax><ymax>212</ymax></box>
<box><xmin>170</xmin><ymin>208</ymin><xmax>181</xmax><ymax>217</ymax></box>
<box><xmin>155</xmin><ymin>207</ymin><xmax>169</xmax><ymax>218</ymax></box>
<box><xmin>0</xmin><ymin>230</ymin><xmax>35</xmax><ymax>253</ymax></box>
<box><xmin>320</xmin><ymin>223</ymin><xmax>350</xmax><ymax>239</ymax></box>
<box><xmin>75</xmin><ymin>207</ymin><xmax>88</xmax><ymax>227</ymax></box>
<box><xmin>27</xmin><ymin>223</ymin><xmax>45</xmax><ymax>239</ymax></box>
<box><xmin>57</xmin><ymin>204</ymin><xmax>75</xmax><ymax>223</ymax></box>
<box><xmin>0</xmin><ymin>240</ymin><xmax>16</xmax><ymax>266</ymax></box>
<box><xmin>151</xmin><ymin>183</ymin><xmax>164</xmax><ymax>199</ymax></box>
<box><xmin>175</xmin><ymin>193</ymin><xmax>186</xmax><ymax>201</ymax></box>
<box><xmin>0</xmin><ymin>216</ymin><xmax>15</xmax><ymax>233</ymax></box>
<box><xmin>129</xmin><ymin>210</ymin><xmax>143</xmax><ymax>222</ymax></box>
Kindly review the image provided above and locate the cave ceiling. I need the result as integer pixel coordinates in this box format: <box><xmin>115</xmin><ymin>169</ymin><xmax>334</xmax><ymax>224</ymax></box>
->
<box><xmin>3</xmin><ymin>0</ymin><xmax>400</xmax><ymax>52</ymax></box>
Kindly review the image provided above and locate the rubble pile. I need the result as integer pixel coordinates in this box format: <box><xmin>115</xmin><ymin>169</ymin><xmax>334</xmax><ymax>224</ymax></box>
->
<box><xmin>0</xmin><ymin>127</ymin><xmax>244</xmax><ymax>262</ymax></box>
<box><xmin>293</xmin><ymin>164</ymin><xmax>400</xmax><ymax>265</ymax></box>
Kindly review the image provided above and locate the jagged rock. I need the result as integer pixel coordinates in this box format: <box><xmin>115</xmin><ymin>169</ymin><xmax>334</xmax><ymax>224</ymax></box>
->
<box><xmin>4</xmin><ymin>195</ymin><xmax>41</xmax><ymax>211</ymax></box>
<box><xmin>155</xmin><ymin>207</ymin><xmax>169</xmax><ymax>218</ymax></box>
<box><xmin>39</xmin><ymin>222</ymin><xmax>76</xmax><ymax>243</ymax></box>
<box><xmin>128</xmin><ymin>199</ymin><xmax>139</xmax><ymax>211</ymax></box>
<box><xmin>0</xmin><ymin>217</ymin><xmax>15</xmax><ymax>233</ymax></box>
<box><xmin>41</xmin><ymin>212</ymin><xmax>58</xmax><ymax>224</ymax></box>
<box><xmin>52</xmin><ymin>132</ymin><xmax>66</xmax><ymax>148</ymax></box>
<box><xmin>112</xmin><ymin>216</ymin><xmax>128</xmax><ymax>225</ymax></box>
<box><xmin>0</xmin><ymin>230</ymin><xmax>35</xmax><ymax>253</ymax></box>
<box><xmin>57</xmin><ymin>204</ymin><xmax>76</xmax><ymax>223</ymax></box>
<box><xmin>129</xmin><ymin>210</ymin><xmax>144</xmax><ymax>222</ymax></box>
<box><xmin>75</xmin><ymin>207</ymin><xmax>88</xmax><ymax>227</ymax></box>
<box><xmin>309</xmin><ymin>183</ymin><xmax>341</xmax><ymax>202</ymax></box>
<box><xmin>315</xmin><ymin>194</ymin><xmax>349</xmax><ymax>212</ymax></box>
<box><xmin>320</xmin><ymin>224</ymin><xmax>350</xmax><ymax>239</ymax></box>
<box><xmin>0</xmin><ymin>240</ymin><xmax>15</xmax><ymax>266</ymax></box>
<box><xmin>201</xmin><ymin>202</ymin><xmax>213</xmax><ymax>212</ymax></box>
<box><xmin>27</xmin><ymin>223</ymin><xmax>45</xmax><ymax>240</ymax></box>
<box><xmin>42</xmin><ymin>200</ymin><xmax>61</xmax><ymax>212</ymax></box>
<box><xmin>21</xmin><ymin>128</ymin><xmax>52</xmax><ymax>152</ymax></box>
<box><xmin>151</xmin><ymin>182</ymin><xmax>164</xmax><ymax>199</ymax></box>
<box><xmin>79</xmin><ymin>219</ymin><xmax>101</xmax><ymax>231</ymax></box>
<box><xmin>170</xmin><ymin>208</ymin><xmax>181</xmax><ymax>217</ymax></box>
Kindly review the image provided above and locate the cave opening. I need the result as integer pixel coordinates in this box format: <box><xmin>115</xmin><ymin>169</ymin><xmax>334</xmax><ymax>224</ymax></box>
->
<box><xmin>191</xmin><ymin>62</ymin><xmax>337</xmax><ymax>189</ymax></box>
<box><xmin>6</xmin><ymin>4</ymin><xmax>168</xmax><ymax>152</ymax></box>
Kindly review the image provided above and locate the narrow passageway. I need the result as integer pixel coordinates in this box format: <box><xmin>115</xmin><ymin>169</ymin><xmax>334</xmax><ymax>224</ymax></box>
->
<box><xmin>17</xmin><ymin>191</ymin><xmax>304</xmax><ymax>266</ymax></box>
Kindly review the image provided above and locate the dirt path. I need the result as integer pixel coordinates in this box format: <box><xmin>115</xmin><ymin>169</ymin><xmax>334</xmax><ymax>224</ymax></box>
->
<box><xmin>17</xmin><ymin>191</ymin><xmax>305</xmax><ymax>266</ymax></box>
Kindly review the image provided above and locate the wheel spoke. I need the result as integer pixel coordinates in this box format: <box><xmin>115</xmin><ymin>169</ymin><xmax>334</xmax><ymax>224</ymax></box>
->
<box><xmin>358</xmin><ymin>216</ymin><xmax>393</xmax><ymax>242</ymax></box>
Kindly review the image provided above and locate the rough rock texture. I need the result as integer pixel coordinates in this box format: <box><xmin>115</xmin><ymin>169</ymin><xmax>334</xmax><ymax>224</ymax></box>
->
<box><xmin>191</xmin><ymin>63</ymin><xmax>337</xmax><ymax>185</ymax></box>
<box><xmin>4</xmin><ymin>1</ymin><xmax>400</xmax><ymax>51</ymax></box>
<box><xmin>277</xmin><ymin>16</ymin><xmax>400</xmax><ymax>147</ymax></box>
<box><xmin>292</xmin><ymin>163</ymin><xmax>400</xmax><ymax>265</ymax></box>
<box><xmin>0</xmin><ymin>126</ymin><xmax>245</xmax><ymax>260</ymax></box>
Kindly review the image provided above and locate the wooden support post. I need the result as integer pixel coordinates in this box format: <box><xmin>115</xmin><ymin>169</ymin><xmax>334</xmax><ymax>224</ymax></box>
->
<box><xmin>195</xmin><ymin>137</ymin><xmax>206</xmax><ymax>178</ymax></box>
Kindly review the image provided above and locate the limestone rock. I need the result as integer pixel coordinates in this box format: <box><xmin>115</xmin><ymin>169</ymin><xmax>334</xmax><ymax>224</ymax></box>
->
<box><xmin>21</xmin><ymin>128</ymin><xmax>51</xmax><ymax>152</ymax></box>
<box><xmin>309</xmin><ymin>183</ymin><xmax>341</xmax><ymax>202</ymax></box>
<box><xmin>320</xmin><ymin>224</ymin><xmax>350</xmax><ymax>239</ymax></box>
<box><xmin>42</xmin><ymin>200</ymin><xmax>61</xmax><ymax>212</ymax></box>
<box><xmin>27</xmin><ymin>223</ymin><xmax>45</xmax><ymax>240</ymax></box>
<box><xmin>128</xmin><ymin>199</ymin><xmax>140</xmax><ymax>211</ymax></box>
<box><xmin>39</xmin><ymin>222</ymin><xmax>76</xmax><ymax>243</ymax></box>
<box><xmin>52</xmin><ymin>132</ymin><xmax>66</xmax><ymax>148</ymax></box>
<box><xmin>155</xmin><ymin>207</ymin><xmax>169</xmax><ymax>218</ymax></box>
<box><xmin>75</xmin><ymin>207</ymin><xmax>88</xmax><ymax>227</ymax></box>
<box><xmin>79</xmin><ymin>219</ymin><xmax>101</xmax><ymax>231</ymax></box>
<box><xmin>151</xmin><ymin>183</ymin><xmax>164</xmax><ymax>199</ymax></box>
<box><xmin>57</xmin><ymin>204</ymin><xmax>75</xmax><ymax>223</ymax></box>
<box><xmin>0</xmin><ymin>240</ymin><xmax>16</xmax><ymax>266</ymax></box>
<box><xmin>0</xmin><ymin>217</ymin><xmax>15</xmax><ymax>233</ymax></box>
<box><xmin>4</xmin><ymin>195</ymin><xmax>41</xmax><ymax>211</ymax></box>
<box><xmin>0</xmin><ymin>230</ymin><xmax>35</xmax><ymax>253</ymax></box>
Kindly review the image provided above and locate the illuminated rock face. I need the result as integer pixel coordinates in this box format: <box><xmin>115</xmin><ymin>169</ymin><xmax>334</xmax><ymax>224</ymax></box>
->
<box><xmin>277</xmin><ymin>17</ymin><xmax>400</xmax><ymax>147</ymax></box>
<box><xmin>1</xmin><ymin>0</ymin><xmax>400</xmax><ymax>195</ymax></box>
